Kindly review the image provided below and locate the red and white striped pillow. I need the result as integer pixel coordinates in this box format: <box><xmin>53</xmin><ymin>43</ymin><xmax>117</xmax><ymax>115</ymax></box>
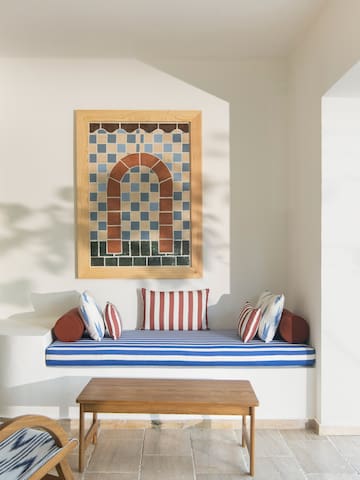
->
<box><xmin>103</xmin><ymin>302</ymin><xmax>122</xmax><ymax>339</ymax></box>
<box><xmin>237</xmin><ymin>302</ymin><xmax>261</xmax><ymax>343</ymax></box>
<box><xmin>141</xmin><ymin>288</ymin><xmax>209</xmax><ymax>330</ymax></box>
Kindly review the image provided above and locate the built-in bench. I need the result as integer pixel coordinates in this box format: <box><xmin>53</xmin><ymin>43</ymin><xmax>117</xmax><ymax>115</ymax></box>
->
<box><xmin>0</xmin><ymin>314</ymin><xmax>316</xmax><ymax>423</ymax></box>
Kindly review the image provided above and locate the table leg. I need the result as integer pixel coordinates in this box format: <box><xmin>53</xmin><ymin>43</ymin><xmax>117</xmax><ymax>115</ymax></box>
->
<box><xmin>92</xmin><ymin>413</ymin><xmax>98</xmax><ymax>443</ymax></box>
<box><xmin>250</xmin><ymin>406</ymin><xmax>255</xmax><ymax>476</ymax></box>
<box><xmin>242</xmin><ymin>415</ymin><xmax>246</xmax><ymax>447</ymax></box>
<box><xmin>79</xmin><ymin>404</ymin><xmax>85</xmax><ymax>472</ymax></box>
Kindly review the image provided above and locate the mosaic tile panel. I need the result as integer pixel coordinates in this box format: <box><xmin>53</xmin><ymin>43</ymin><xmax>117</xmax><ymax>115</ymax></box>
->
<box><xmin>88</xmin><ymin>122</ymin><xmax>192</xmax><ymax>267</ymax></box>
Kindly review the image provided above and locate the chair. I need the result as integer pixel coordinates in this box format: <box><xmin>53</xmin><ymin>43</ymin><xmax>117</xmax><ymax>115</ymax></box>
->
<box><xmin>0</xmin><ymin>414</ymin><xmax>77</xmax><ymax>480</ymax></box>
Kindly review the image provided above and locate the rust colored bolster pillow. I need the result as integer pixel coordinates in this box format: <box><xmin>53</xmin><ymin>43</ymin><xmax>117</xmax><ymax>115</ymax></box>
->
<box><xmin>279</xmin><ymin>309</ymin><xmax>309</xmax><ymax>344</ymax></box>
<box><xmin>53</xmin><ymin>307</ymin><xmax>85</xmax><ymax>342</ymax></box>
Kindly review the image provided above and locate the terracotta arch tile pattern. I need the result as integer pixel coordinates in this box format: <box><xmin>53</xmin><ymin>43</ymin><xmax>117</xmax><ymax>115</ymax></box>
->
<box><xmin>88</xmin><ymin>123</ymin><xmax>191</xmax><ymax>267</ymax></box>
<box><xmin>107</xmin><ymin>153</ymin><xmax>173</xmax><ymax>254</ymax></box>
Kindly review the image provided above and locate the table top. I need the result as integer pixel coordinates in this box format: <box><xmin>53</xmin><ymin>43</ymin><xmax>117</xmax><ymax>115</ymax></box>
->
<box><xmin>76</xmin><ymin>378</ymin><xmax>259</xmax><ymax>415</ymax></box>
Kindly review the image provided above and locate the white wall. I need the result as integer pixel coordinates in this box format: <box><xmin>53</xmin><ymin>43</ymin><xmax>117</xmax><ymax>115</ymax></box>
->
<box><xmin>150</xmin><ymin>58</ymin><xmax>289</xmax><ymax>309</ymax></box>
<box><xmin>322</xmin><ymin>95</ymin><xmax>360</xmax><ymax>429</ymax></box>
<box><xmin>288</xmin><ymin>0</ymin><xmax>360</xmax><ymax>429</ymax></box>
<box><xmin>0</xmin><ymin>57</ymin><xmax>288</xmax><ymax>327</ymax></box>
<box><xmin>0</xmin><ymin>58</ymin><xmax>230</xmax><ymax>326</ymax></box>
<box><xmin>0</xmin><ymin>56</ymin><xmax>296</xmax><ymax>421</ymax></box>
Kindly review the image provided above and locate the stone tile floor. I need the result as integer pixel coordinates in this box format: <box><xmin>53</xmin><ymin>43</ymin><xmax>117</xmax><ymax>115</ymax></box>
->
<box><xmin>62</xmin><ymin>423</ymin><xmax>360</xmax><ymax>479</ymax></box>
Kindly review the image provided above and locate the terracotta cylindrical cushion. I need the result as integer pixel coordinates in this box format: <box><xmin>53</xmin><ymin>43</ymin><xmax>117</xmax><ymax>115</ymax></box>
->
<box><xmin>279</xmin><ymin>309</ymin><xmax>309</xmax><ymax>344</ymax></box>
<box><xmin>53</xmin><ymin>307</ymin><xmax>85</xmax><ymax>342</ymax></box>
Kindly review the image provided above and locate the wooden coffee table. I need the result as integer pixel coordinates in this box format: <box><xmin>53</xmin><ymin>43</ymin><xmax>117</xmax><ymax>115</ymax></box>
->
<box><xmin>76</xmin><ymin>378</ymin><xmax>259</xmax><ymax>476</ymax></box>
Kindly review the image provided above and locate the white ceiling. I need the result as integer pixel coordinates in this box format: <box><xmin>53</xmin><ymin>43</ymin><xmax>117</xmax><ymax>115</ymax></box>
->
<box><xmin>0</xmin><ymin>0</ymin><xmax>326</xmax><ymax>58</ymax></box>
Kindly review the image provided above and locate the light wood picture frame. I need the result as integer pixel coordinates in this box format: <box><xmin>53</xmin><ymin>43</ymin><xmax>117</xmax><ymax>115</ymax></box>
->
<box><xmin>75</xmin><ymin>110</ymin><xmax>202</xmax><ymax>278</ymax></box>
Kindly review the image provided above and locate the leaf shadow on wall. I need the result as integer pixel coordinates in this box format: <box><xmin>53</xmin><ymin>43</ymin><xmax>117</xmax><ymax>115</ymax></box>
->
<box><xmin>0</xmin><ymin>186</ymin><xmax>74</xmax><ymax>310</ymax></box>
<box><xmin>0</xmin><ymin>377</ymin><xmax>91</xmax><ymax>419</ymax></box>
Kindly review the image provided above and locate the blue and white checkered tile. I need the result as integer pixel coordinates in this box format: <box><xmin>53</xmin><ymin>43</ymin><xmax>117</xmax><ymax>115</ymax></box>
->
<box><xmin>0</xmin><ymin>428</ymin><xmax>60</xmax><ymax>480</ymax></box>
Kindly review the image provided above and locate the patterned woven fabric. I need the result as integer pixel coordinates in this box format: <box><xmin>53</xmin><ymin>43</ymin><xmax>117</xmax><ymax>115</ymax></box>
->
<box><xmin>256</xmin><ymin>290</ymin><xmax>285</xmax><ymax>342</ymax></box>
<box><xmin>78</xmin><ymin>290</ymin><xmax>105</xmax><ymax>341</ymax></box>
<box><xmin>142</xmin><ymin>288</ymin><xmax>209</xmax><ymax>330</ymax></box>
<box><xmin>0</xmin><ymin>428</ymin><xmax>61</xmax><ymax>480</ymax></box>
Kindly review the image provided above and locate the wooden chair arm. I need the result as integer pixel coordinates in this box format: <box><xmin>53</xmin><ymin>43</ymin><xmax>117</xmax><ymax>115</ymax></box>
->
<box><xmin>0</xmin><ymin>414</ymin><xmax>76</xmax><ymax>448</ymax></box>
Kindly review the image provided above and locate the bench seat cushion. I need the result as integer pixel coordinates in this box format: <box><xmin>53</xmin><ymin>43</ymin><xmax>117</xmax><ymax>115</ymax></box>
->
<box><xmin>45</xmin><ymin>329</ymin><xmax>315</xmax><ymax>367</ymax></box>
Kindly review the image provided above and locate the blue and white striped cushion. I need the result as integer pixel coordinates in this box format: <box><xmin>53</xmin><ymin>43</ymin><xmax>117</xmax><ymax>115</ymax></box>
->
<box><xmin>45</xmin><ymin>329</ymin><xmax>315</xmax><ymax>367</ymax></box>
<box><xmin>0</xmin><ymin>428</ymin><xmax>61</xmax><ymax>480</ymax></box>
<box><xmin>78</xmin><ymin>290</ymin><xmax>105</xmax><ymax>341</ymax></box>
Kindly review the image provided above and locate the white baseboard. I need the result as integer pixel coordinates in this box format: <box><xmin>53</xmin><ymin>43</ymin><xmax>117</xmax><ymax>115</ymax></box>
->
<box><xmin>314</xmin><ymin>418</ymin><xmax>360</xmax><ymax>435</ymax></box>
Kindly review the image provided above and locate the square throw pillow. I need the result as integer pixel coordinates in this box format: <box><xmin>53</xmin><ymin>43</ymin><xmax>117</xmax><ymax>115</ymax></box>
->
<box><xmin>78</xmin><ymin>290</ymin><xmax>105</xmax><ymax>341</ymax></box>
<box><xmin>237</xmin><ymin>302</ymin><xmax>261</xmax><ymax>343</ymax></box>
<box><xmin>142</xmin><ymin>288</ymin><xmax>209</xmax><ymax>330</ymax></box>
<box><xmin>256</xmin><ymin>290</ymin><xmax>285</xmax><ymax>342</ymax></box>
<box><xmin>52</xmin><ymin>307</ymin><xmax>85</xmax><ymax>342</ymax></box>
<box><xmin>104</xmin><ymin>302</ymin><xmax>122</xmax><ymax>340</ymax></box>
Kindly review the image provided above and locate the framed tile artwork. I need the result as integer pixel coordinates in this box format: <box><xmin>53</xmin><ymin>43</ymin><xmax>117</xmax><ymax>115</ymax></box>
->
<box><xmin>75</xmin><ymin>110</ymin><xmax>202</xmax><ymax>278</ymax></box>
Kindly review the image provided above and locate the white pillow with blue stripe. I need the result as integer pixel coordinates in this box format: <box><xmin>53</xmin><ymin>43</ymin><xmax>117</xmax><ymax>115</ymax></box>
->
<box><xmin>256</xmin><ymin>290</ymin><xmax>285</xmax><ymax>343</ymax></box>
<box><xmin>78</xmin><ymin>290</ymin><xmax>105</xmax><ymax>341</ymax></box>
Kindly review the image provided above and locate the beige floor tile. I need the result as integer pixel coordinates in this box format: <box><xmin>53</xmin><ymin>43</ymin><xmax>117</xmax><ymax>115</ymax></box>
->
<box><xmin>143</xmin><ymin>428</ymin><xmax>192</xmax><ymax>456</ymax></box>
<box><xmin>196</xmin><ymin>456</ymin><xmax>306</xmax><ymax>480</ymax></box>
<box><xmin>247</xmin><ymin>429</ymin><xmax>292</xmax><ymax>457</ymax></box>
<box><xmin>306</xmin><ymin>475</ymin><xmax>360</xmax><ymax>480</ymax></box>
<box><xmin>62</xmin><ymin>426</ymin><xmax>360</xmax><ymax>480</ymax></box>
<box><xmin>141</xmin><ymin>455</ymin><xmax>194</xmax><ymax>480</ymax></box>
<box><xmin>85</xmin><ymin>474</ymin><xmax>139</xmax><ymax>480</ymax></box>
<box><xmin>190</xmin><ymin>428</ymin><xmax>240</xmax><ymax>443</ymax></box>
<box><xmin>329</xmin><ymin>435</ymin><xmax>360</xmax><ymax>457</ymax></box>
<box><xmin>282</xmin><ymin>435</ymin><xmax>355</xmax><ymax>475</ymax></box>
<box><xmin>69</xmin><ymin>441</ymin><xmax>96</xmax><ymax>471</ymax></box>
<box><xmin>329</xmin><ymin>436</ymin><xmax>360</xmax><ymax>473</ymax></box>
<box><xmin>191</xmin><ymin>429</ymin><xmax>246</xmax><ymax>474</ymax></box>
<box><xmin>247</xmin><ymin>457</ymin><xmax>307</xmax><ymax>480</ymax></box>
<box><xmin>67</xmin><ymin>453</ymin><xmax>82</xmax><ymax>474</ymax></box>
<box><xmin>98</xmin><ymin>428</ymin><xmax>145</xmax><ymax>441</ymax></box>
<box><xmin>87</xmin><ymin>451</ymin><xmax>141</xmax><ymax>473</ymax></box>
<box><xmin>87</xmin><ymin>429</ymin><xmax>143</xmax><ymax>473</ymax></box>
<box><xmin>280</xmin><ymin>429</ymin><xmax>323</xmax><ymax>442</ymax></box>
<box><xmin>196</xmin><ymin>475</ymin><xmax>244</xmax><ymax>480</ymax></box>
<box><xmin>347</xmin><ymin>459</ymin><xmax>360</xmax><ymax>474</ymax></box>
